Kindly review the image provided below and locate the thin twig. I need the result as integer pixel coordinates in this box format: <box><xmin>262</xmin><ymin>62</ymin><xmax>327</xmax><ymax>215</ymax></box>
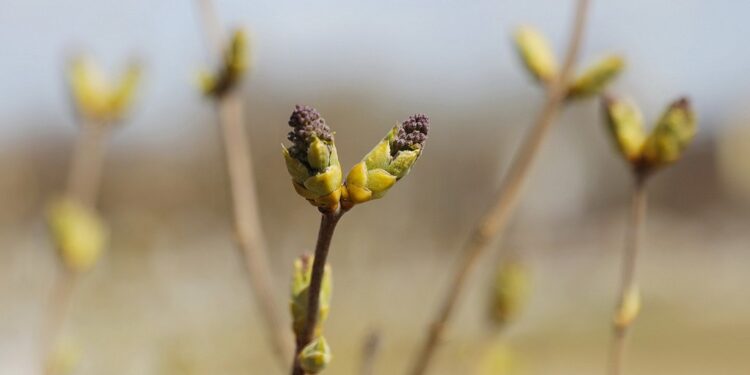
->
<box><xmin>608</xmin><ymin>174</ymin><xmax>647</xmax><ymax>375</ymax></box>
<box><xmin>359</xmin><ymin>329</ymin><xmax>382</xmax><ymax>375</ymax></box>
<box><xmin>195</xmin><ymin>0</ymin><xmax>294</xmax><ymax>368</ymax></box>
<box><xmin>40</xmin><ymin>121</ymin><xmax>109</xmax><ymax>375</ymax></box>
<box><xmin>66</xmin><ymin>123</ymin><xmax>108</xmax><ymax>210</ymax></box>
<box><xmin>219</xmin><ymin>93</ymin><xmax>293</xmax><ymax>367</ymax></box>
<box><xmin>39</xmin><ymin>270</ymin><xmax>77</xmax><ymax>375</ymax></box>
<box><xmin>291</xmin><ymin>209</ymin><xmax>345</xmax><ymax>375</ymax></box>
<box><xmin>407</xmin><ymin>1</ymin><xmax>591</xmax><ymax>374</ymax></box>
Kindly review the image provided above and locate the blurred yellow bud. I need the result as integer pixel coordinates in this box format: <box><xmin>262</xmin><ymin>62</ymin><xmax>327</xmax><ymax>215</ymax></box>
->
<box><xmin>641</xmin><ymin>98</ymin><xmax>696</xmax><ymax>169</ymax></box>
<box><xmin>109</xmin><ymin>64</ymin><xmax>141</xmax><ymax>119</ymax></box>
<box><xmin>298</xmin><ymin>336</ymin><xmax>332</xmax><ymax>374</ymax></box>
<box><xmin>602</xmin><ymin>96</ymin><xmax>646</xmax><ymax>162</ymax></box>
<box><xmin>201</xmin><ymin>29</ymin><xmax>249</xmax><ymax>97</ymax></box>
<box><xmin>69</xmin><ymin>59</ymin><xmax>108</xmax><ymax>120</ymax></box>
<box><xmin>613</xmin><ymin>286</ymin><xmax>641</xmax><ymax>329</ymax></box>
<box><xmin>476</xmin><ymin>341</ymin><xmax>519</xmax><ymax>375</ymax></box>
<box><xmin>603</xmin><ymin>96</ymin><xmax>697</xmax><ymax>174</ymax></box>
<box><xmin>47</xmin><ymin>198</ymin><xmax>108</xmax><ymax>273</ymax></box>
<box><xmin>69</xmin><ymin>57</ymin><xmax>141</xmax><ymax>124</ymax></box>
<box><xmin>514</xmin><ymin>25</ymin><xmax>558</xmax><ymax>84</ymax></box>
<box><xmin>45</xmin><ymin>341</ymin><xmax>82</xmax><ymax>375</ymax></box>
<box><xmin>568</xmin><ymin>55</ymin><xmax>625</xmax><ymax>99</ymax></box>
<box><xmin>290</xmin><ymin>255</ymin><xmax>333</xmax><ymax>339</ymax></box>
<box><xmin>488</xmin><ymin>260</ymin><xmax>531</xmax><ymax>327</ymax></box>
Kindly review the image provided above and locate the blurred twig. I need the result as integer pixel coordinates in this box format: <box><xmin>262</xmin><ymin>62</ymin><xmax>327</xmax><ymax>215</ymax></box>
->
<box><xmin>39</xmin><ymin>269</ymin><xmax>77</xmax><ymax>375</ymax></box>
<box><xmin>219</xmin><ymin>92</ymin><xmax>292</xmax><ymax>367</ymax></box>
<box><xmin>359</xmin><ymin>329</ymin><xmax>382</xmax><ymax>375</ymax></box>
<box><xmin>66</xmin><ymin>123</ymin><xmax>108</xmax><ymax>209</ymax></box>
<box><xmin>45</xmin><ymin>121</ymin><xmax>105</xmax><ymax>372</ymax></box>
<box><xmin>41</xmin><ymin>121</ymin><xmax>110</xmax><ymax>374</ymax></box>
<box><xmin>407</xmin><ymin>1</ymin><xmax>591</xmax><ymax>374</ymax></box>
<box><xmin>196</xmin><ymin>0</ymin><xmax>292</xmax><ymax>368</ymax></box>
<box><xmin>608</xmin><ymin>175</ymin><xmax>647</xmax><ymax>375</ymax></box>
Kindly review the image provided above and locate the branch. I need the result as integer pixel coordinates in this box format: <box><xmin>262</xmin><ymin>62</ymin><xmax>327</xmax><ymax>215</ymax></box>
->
<box><xmin>65</xmin><ymin>123</ymin><xmax>108</xmax><ymax>209</ymax></box>
<box><xmin>608</xmin><ymin>174</ymin><xmax>647</xmax><ymax>375</ymax></box>
<box><xmin>195</xmin><ymin>0</ymin><xmax>293</xmax><ymax>368</ymax></box>
<box><xmin>407</xmin><ymin>1</ymin><xmax>591</xmax><ymax>374</ymax></box>
<box><xmin>290</xmin><ymin>209</ymin><xmax>344</xmax><ymax>375</ymax></box>
<box><xmin>41</xmin><ymin>119</ymin><xmax>110</xmax><ymax>374</ymax></box>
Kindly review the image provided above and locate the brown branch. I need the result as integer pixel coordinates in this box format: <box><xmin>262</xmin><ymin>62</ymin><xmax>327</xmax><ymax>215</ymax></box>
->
<box><xmin>195</xmin><ymin>0</ymin><xmax>293</xmax><ymax>368</ymax></box>
<box><xmin>407</xmin><ymin>1</ymin><xmax>591</xmax><ymax>374</ymax></box>
<box><xmin>219</xmin><ymin>92</ymin><xmax>293</xmax><ymax>367</ymax></box>
<box><xmin>291</xmin><ymin>209</ymin><xmax>345</xmax><ymax>375</ymax></box>
<box><xmin>608</xmin><ymin>174</ymin><xmax>647</xmax><ymax>375</ymax></box>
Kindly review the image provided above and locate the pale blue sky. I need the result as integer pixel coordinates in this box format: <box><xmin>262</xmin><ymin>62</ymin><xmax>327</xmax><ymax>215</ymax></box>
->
<box><xmin>0</xmin><ymin>0</ymin><xmax>747</xmax><ymax>141</ymax></box>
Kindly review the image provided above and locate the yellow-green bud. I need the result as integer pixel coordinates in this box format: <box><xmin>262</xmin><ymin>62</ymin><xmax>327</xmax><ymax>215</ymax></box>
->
<box><xmin>290</xmin><ymin>255</ymin><xmax>333</xmax><ymax>339</ymax></box>
<box><xmin>476</xmin><ymin>341</ymin><xmax>517</xmax><ymax>375</ymax></box>
<box><xmin>47</xmin><ymin>198</ymin><xmax>108</xmax><ymax>273</ymax></box>
<box><xmin>307</xmin><ymin>137</ymin><xmax>331</xmax><ymax>170</ymax></box>
<box><xmin>568</xmin><ymin>55</ymin><xmax>625</xmax><ymax>99</ymax></box>
<box><xmin>488</xmin><ymin>260</ymin><xmax>531</xmax><ymax>327</ymax></box>
<box><xmin>69</xmin><ymin>57</ymin><xmax>141</xmax><ymax>124</ymax></box>
<box><xmin>284</xmin><ymin>105</ymin><xmax>343</xmax><ymax>210</ymax></box>
<box><xmin>228</xmin><ymin>29</ymin><xmax>248</xmax><ymax>72</ymax></box>
<box><xmin>514</xmin><ymin>25</ymin><xmax>558</xmax><ymax>84</ymax></box>
<box><xmin>602</xmin><ymin>96</ymin><xmax>646</xmax><ymax>163</ymax></box>
<box><xmin>344</xmin><ymin>114</ymin><xmax>429</xmax><ymax>205</ymax></box>
<box><xmin>200</xmin><ymin>29</ymin><xmax>249</xmax><ymax>98</ymax></box>
<box><xmin>109</xmin><ymin>64</ymin><xmax>141</xmax><ymax>120</ymax></box>
<box><xmin>45</xmin><ymin>341</ymin><xmax>82</xmax><ymax>375</ymax></box>
<box><xmin>298</xmin><ymin>336</ymin><xmax>332</xmax><ymax>374</ymax></box>
<box><xmin>613</xmin><ymin>286</ymin><xmax>641</xmax><ymax>329</ymax></box>
<box><xmin>641</xmin><ymin>98</ymin><xmax>696</xmax><ymax>169</ymax></box>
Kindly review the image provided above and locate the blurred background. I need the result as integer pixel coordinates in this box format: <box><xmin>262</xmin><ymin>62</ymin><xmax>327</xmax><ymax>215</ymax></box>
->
<box><xmin>1</xmin><ymin>0</ymin><xmax>749</xmax><ymax>374</ymax></box>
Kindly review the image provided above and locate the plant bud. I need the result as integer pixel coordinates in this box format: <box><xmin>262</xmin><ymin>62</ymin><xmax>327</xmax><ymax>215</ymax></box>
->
<box><xmin>200</xmin><ymin>29</ymin><xmax>249</xmax><ymax>97</ymax></box>
<box><xmin>602</xmin><ymin>96</ymin><xmax>646</xmax><ymax>163</ymax></box>
<box><xmin>283</xmin><ymin>105</ymin><xmax>343</xmax><ymax>210</ymax></box>
<box><xmin>476</xmin><ymin>341</ymin><xmax>517</xmax><ymax>375</ymax></box>
<box><xmin>69</xmin><ymin>57</ymin><xmax>141</xmax><ymax>123</ymax></box>
<box><xmin>344</xmin><ymin>114</ymin><xmax>429</xmax><ymax>204</ymax></box>
<box><xmin>568</xmin><ymin>55</ymin><xmax>624</xmax><ymax>99</ymax></box>
<box><xmin>47</xmin><ymin>198</ymin><xmax>108</xmax><ymax>273</ymax></box>
<box><xmin>613</xmin><ymin>286</ymin><xmax>641</xmax><ymax>329</ymax></box>
<box><xmin>45</xmin><ymin>341</ymin><xmax>82</xmax><ymax>375</ymax></box>
<box><xmin>109</xmin><ymin>64</ymin><xmax>141</xmax><ymax>119</ymax></box>
<box><xmin>488</xmin><ymin>260</ymin><xmax>531</xmax><ymax>327</ymax></box>
<box><xmin>290</xmin><ymin>255</ymin><xmax>333</xmax><ymax>339</ymax></box>
<box><xmin>514</xmin><ymin>25</ymin><xmax>558</xmax><ymax>84</ymax></box>
<box><xmin>641</xmin><ymin>98</ymin><xmax>696</xmax><ymax>169</ymax></box>
<box><xmin>298</xmin><ymin>336</ymin><xmax>332</xmax><ymax>374</ymax></box>
<box><xmin>69</xmin><ymin>58</ymin><xmax>106</xmax><ymax>121</ymax></box>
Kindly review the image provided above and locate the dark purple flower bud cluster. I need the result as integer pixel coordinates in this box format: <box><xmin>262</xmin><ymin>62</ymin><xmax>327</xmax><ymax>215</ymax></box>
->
<box><xmin>288</xmin><ymin>105</ymin><xmax>333</xmax><ymax>160</ymax></box>
<box><xmin>392</xmin><ymin>114</ymin><xmax>429</xmax><ymax>155</ymax></box>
